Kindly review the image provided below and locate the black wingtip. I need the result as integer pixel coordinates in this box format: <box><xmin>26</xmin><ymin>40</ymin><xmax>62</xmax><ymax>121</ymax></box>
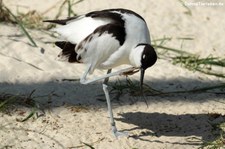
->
<box><xmin>43</xmin><ymin>16</ymin><xmax>78</xmax><ymax>25</ymax></box>
<box><xmin>43</xmin><ymin>20</ymin><xmax>67</xmax><ymax>25</ymax></box>
<box><xmin>55</xmin><ymin>41</ymin><xmax>78</xmax><ymax>63</ymax></box>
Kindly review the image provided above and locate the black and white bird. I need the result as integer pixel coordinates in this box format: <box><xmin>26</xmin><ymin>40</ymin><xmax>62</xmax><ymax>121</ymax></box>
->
<box><xmin>44</xmin><ymin>8</ymin><xmax>157</xmax><ymax>137</ymax></box>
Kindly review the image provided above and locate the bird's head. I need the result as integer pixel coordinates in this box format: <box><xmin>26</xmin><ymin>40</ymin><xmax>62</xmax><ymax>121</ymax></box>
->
<box><xmin>130</xmin><ymin>44</ymin><xmax>157</xmax><ymax>91</ymax></box>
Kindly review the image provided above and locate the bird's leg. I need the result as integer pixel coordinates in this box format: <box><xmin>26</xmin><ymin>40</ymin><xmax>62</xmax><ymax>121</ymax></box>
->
<box><xmin>80</xmin><ymin>64</ymin><xmax>92</xmax><ymax>84</ymax></box>
<box><xmin>80</xmin><ymin>66</ymin><xmax>137</xmax><ymax>85</ymax></box>
<box><xmin>103</xmin><ymin>69</ymin><xmax>128</xmax><ymax>138</ymax></box>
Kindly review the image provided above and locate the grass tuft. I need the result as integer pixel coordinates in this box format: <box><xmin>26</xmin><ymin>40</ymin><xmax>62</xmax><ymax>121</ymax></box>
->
<box><xmin>200</xmin><ymin>122</ymin><xmax>225</xmax><ymax>149</ymax></box>
<box><xmin>110</xmin><ymin>78</ymin><xmax>225</xmax><ymax>100</ymax></box>
<box><xmin>152</xmin><ymin>36</ymin><xmax>225</xmax><ymax>79</ymax></box>
<box><xmin>109</xmin><ymin>77</ymin><xmax>161</xmax><ymax>100</ymax></box>
<box><xmin>0</xmin><ymin>90</ymin><xmax>43</xmax><ymax>122</ymax></box>
<box><xmin>0</xmin><ymin>0</ymin><xmax>11</xmax><ymax>22</ymax></box>
<box><xmin>17</xmin><ymin>10</ymin><xmax>46</xmax><ymax>29</ymax></box>
<box><xmin>54</xmin><ymin>0</ymin><xmax>80</xmax><ymax>20</ymax></box>
<box><xmin>172</xmin><ymin>55</ymin><xmax>225</xmax><ymax>78</ymax></box>
<box><xmin>187</xmin><ymin>113</ymin><xmax>225</xmax><ymax>149</ymax></box>
<box><xmin>2</xmin><ymin>4</ymin><xmax>38</xmax><ymax>47</ymax></box>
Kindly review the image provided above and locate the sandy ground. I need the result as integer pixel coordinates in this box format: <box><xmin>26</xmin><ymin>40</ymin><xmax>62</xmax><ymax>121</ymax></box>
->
<box><xmin>1</xmin><ymin>0</ymin><xmax>225</xmax><ymax>148</ymax></box>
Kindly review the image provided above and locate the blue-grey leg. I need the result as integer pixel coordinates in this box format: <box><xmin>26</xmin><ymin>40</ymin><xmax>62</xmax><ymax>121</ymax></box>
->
<box><xmin>80</xmin><ymin>65</ymin><xmax>131</xmax><ymax>137</ymax></box>
<box><xmin>103</xmin><ymin>69</ymin><xmax>128</xmax><ymax>138</ymax></box>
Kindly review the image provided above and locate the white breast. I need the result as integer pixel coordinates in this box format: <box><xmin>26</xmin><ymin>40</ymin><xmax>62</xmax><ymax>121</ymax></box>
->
<box><xmin>100</xmin><ymin>13</ymin><xmax>151</xmax><ymax>68</ymax></box>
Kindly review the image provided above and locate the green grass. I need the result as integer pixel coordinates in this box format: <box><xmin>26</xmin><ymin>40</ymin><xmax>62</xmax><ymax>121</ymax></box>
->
<box><xmin>0</xmin><ymin>90</ymin><xmax>43</xmax><ymax>122</ymax></box>
<box><xmin>0</xmin><ymin>90</ymin><xmax>58</xmax><ymax>122</ymax></box>
<box><xmin>2</xmin><ymin>5</ymin><xmax>38</xmax><ymax>47</ymax></box>
<box><xmin>186</xmin><ymin>114</ymin><xmax>225</xmax><ymax>149</ymax></box>
<box><xmin>0</xmin><ymin>0</ymin><xmax>83</xmax><ymax>47</ymax></box>
<box><xmin>110</xmin><ymin>78</ymin><xmax>225</xmax><ymax>100</ymax></box>
<box><xmin>172</xmin><ymin>55</ymin><xmax>225</xmax><ymax>78</ymax></box>
<box><xmin>52</xmin><ymin>0</ymin><xmax>83</xmax><ymax>20</ymax></box>
<box><xmin>0</xmin><ymin>89</ymin><xmax>61</xmax><ymax>122</ymax></box>
<box><xmin>198</xmin><ymin>116</ymin><xmax>225</xmax><ymax>149</ymax></box>
<box><xmin>152</xmin><ymin>36</ymin><xmax>225</xmax><ymax>79</ymax></box>
<box><xmin>200</xmin><ymin>133</ymin><xmax>225</xmax><ymax>149</ymax></box>
<box><xmin>110</xmin><ymin>77</ymin><xmax>161</xmax><ymax>98</ymax></box>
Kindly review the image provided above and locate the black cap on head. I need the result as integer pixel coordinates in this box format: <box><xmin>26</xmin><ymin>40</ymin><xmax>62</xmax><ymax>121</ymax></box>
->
<box><xmin>141</xmin><ymin>44</ymin><xmax>157</xmax><ymax>70</ymax></box>
<box><xmin>138</xmin><ymin>44</ymin><xmax>157</xmax><ymax>91</ymax></box>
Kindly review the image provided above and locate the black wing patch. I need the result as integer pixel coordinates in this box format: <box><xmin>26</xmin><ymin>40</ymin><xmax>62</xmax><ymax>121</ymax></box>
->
<box><xmin>109</xmin><ymin>8</ymin><xmax>145</xmax><ymax>21</ymax></box>
<box><xmin>43</xmin><ymin>16</ymin><xmax>79</xmax><ymax>25</ymax></box>
<box><xmin>93</xmin><ymin>24</ymin><xmax>126</xmax><ymax>45</ymax></box>
<box><xmin>44</xmin><ymin>8</ymin><xmax>145</xmax><ymax>25</ymax></box>
<box><xmin>55</xmin><ymin>41</ymin><xmax>78</xmax><ymax>63</ymax></box>
<box><xmin>86</xmin><ymin>10</ymin><xmax>127</xmax><ymax>46</ymax></box>
<box><xmin>86</xmin><ymin>10</ymin><xmax>124</xmax><ymax>26</ymax></box>
<box><xmin>86</xmin><ymin>8</ymin><xmax>145</xmax><ymax>24</ymax></box>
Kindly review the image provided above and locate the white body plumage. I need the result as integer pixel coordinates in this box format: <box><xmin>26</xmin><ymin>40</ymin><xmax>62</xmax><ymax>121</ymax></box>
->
<box><xmin>52</xmin><ymin>9</ymin><xmax>151</xmax><ymax>74</ymax></box>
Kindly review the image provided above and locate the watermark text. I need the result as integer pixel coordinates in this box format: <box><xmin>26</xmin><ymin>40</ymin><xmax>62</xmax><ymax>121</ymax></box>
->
<box><xmin>184</xmin><ymin>1</ymin><xmax>224</xmax><ymax>7</ymax></box>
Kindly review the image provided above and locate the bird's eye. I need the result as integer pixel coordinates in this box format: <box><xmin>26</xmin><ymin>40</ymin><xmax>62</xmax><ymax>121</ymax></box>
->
<box><xmin>142</xmin><ymin>54</ymin><xmax>146</xmax><ymax>59</ymax></box>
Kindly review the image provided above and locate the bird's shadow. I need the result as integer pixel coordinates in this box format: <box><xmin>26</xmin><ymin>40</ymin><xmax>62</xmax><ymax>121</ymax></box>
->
<box><xmin>116</xmin><ymin>112</ymin><xmax>225</xmax><ymax>144</ymax></box>
<box><xmin>0</xmin><ymin>78</ymin><xmax>224</xmax><ymax>145</ymax></box>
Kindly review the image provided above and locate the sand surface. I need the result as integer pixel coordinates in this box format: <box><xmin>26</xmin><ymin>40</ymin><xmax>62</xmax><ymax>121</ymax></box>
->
<box><xmin>1</xmin><ymin>0</ymin><xmax>225</xmax><ymax>148</ymax></box>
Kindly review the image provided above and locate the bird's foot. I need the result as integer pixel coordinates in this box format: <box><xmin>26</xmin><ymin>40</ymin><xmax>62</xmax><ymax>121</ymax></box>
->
<box><xmin>112</xmin><ymin>126</ymin><xmax>129</xmax><ymax>138</ymax></box>
<box><xmin>121</xmin><ymin>68</ymin><xmax>139</xmax><ymax>76</ymax></box>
